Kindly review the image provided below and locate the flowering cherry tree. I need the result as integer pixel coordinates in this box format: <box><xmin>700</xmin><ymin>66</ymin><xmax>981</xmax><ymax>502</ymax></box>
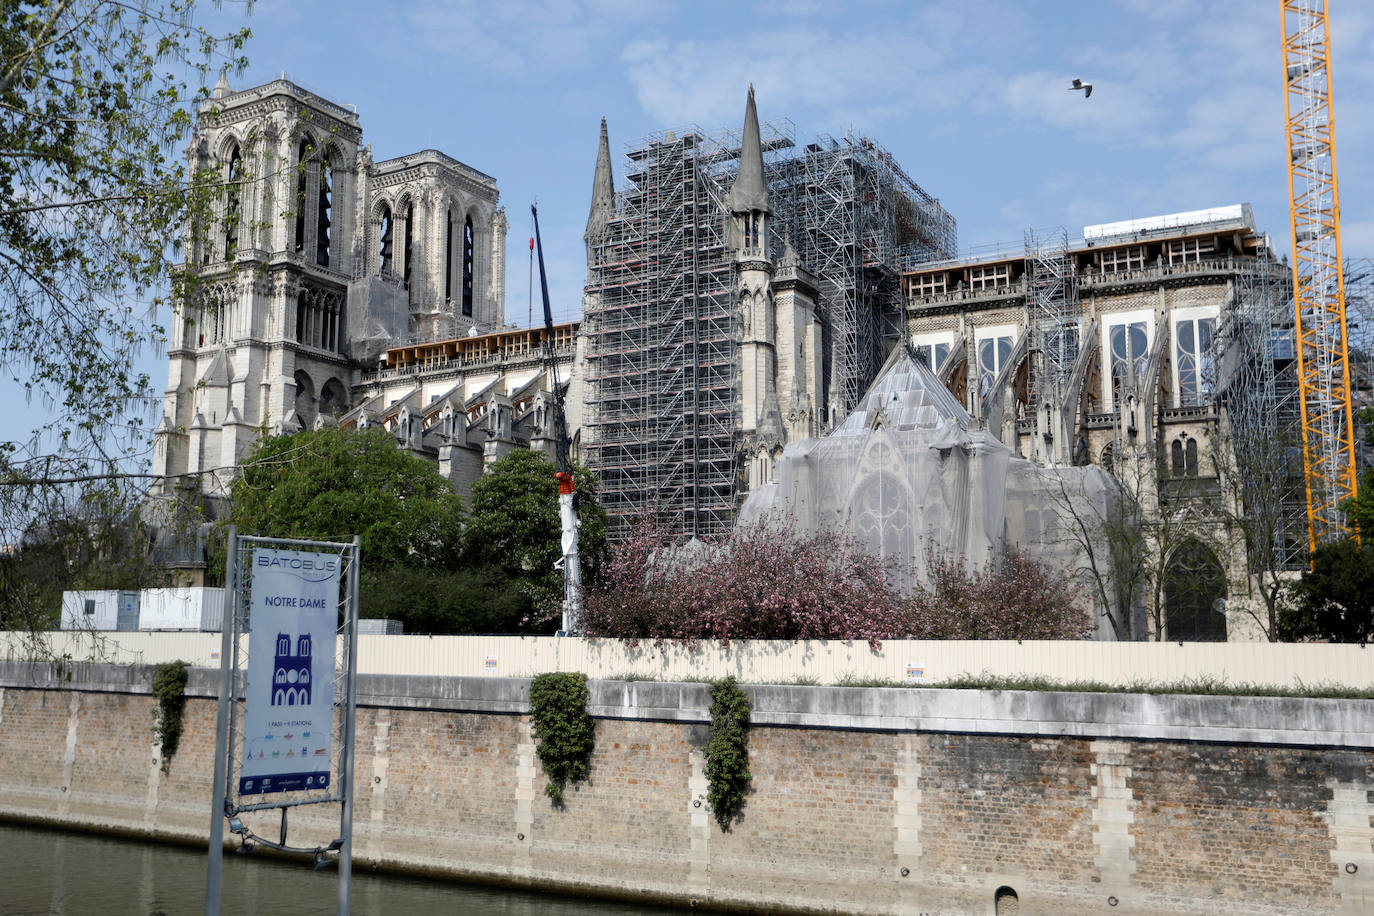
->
<box><xmin>581</xmin><ymin>520</ymin><xmax>1091</xmax><ymax>643</ymax></box>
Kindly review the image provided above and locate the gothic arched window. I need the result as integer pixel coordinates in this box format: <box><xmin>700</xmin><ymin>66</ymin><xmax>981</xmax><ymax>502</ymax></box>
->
<box><xmin>848</xmin><ymin>435</ymin><xmax>915</xmax><ymax>566</ymax></box>
<box><xmin>403</xmin><ymin>201</ymin><xmax>414</xmax><ymax>291</ymax></box>
<box><xmin>445</xmin><ymin>208</ymin><xmax>455</xmax><ymax>303</ymax></box>
<box><xmin>223</xmin><ymin>143</ymin><xmax>241</xmax><ymax>260</ymax></box>
<box><xmin>1164</xmin><ymin>539</ymin><xmax>1227</xmax><ymax>641</ymax></box>
<box><xmin>293</xmin><ymin>139</ymin><xmax>310</xmax><ymax>253</ymax></box>
<box><xmin>378</xmin><ymin>204</ymin><xmax>394</xmax><ymax>275</ymax></box>
<box><xmin>315</xmin><ymin>155</ymin><xmax>332</xmax><ymax>266</ymax></box>
<box><xmin>462</xmin><ymin>215</ymin><xmax>475</xmax><ymax>317</ymax></box>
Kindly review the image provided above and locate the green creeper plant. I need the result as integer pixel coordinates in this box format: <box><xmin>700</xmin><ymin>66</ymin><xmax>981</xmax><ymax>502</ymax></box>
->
<box><xmin>528</xmin><ymin>672</ymin><xmax>595</xmax><ymax>804</ymax></box>
<box><xmin>703</xmin><ymin>677</ymin><xmax>752</xmax><ymax>831</ymax></box>
<box><xmin>152</xmin><ymin>660</ymin><xmax>189</xmax><ymax>774</ymax></box>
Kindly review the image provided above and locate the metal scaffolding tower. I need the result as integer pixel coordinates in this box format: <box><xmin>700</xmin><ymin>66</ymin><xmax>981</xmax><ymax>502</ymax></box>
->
<box><xmin>1212</xmin><ymin>254</ymin><xmax>1307</xmax><ymax>570</ymax></box>
<box><xmin>1024</xmin><ymin>227</ymin><xmax>1080</xmax><ymax>409</ymax></box>
<box><xmin>774</xmin><ymin>134</ymin><xmax>957</xmax><ymax>418</ymax></box>
<box><xmin>583</xmin><ymin>128</ymin><xmax>739</xmax><ymax>540</ymax></box>
<box><xmin>584</xmin><ymin>122</ymin><xmax>956</xmax><ymax>540</ymax></box>
<box><xmin>1345</xmin><ymin>257</ymin><xmax>1374</xmax><ymax>414</ymax></box>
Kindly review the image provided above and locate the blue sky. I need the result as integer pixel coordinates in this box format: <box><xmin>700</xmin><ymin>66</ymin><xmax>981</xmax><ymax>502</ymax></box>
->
<box><xmin>202</xmin><ymin>0</ymin><xmax>1374</xmax><ymax>314</ymax></box>
<box><xmin>8</xmin><ymin>0</ymin><xmax>1374</xmax><ymax>465</ymax></box>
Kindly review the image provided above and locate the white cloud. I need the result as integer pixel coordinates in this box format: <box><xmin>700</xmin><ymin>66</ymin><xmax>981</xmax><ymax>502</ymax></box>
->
<box><xmin>406</xmin><ymin>0</ymin><xmax>666</xmax><ymax>79</ymax></box>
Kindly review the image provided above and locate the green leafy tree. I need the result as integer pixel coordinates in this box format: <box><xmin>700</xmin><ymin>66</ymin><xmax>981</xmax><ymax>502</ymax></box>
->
<box><xmin>463</xmin><ymin>449</ymin><xmax>608</xmax><ymax>627</ymax></box>
<box><xmin>1344</xmin><ymin>406</ymin><xmax>1374</xmax><ymax>537</ymax></box>
<box><xmin>231</xmin><ymin>427</ymin><xmax>464</xmax><ymax>568</ymax></box>
<box><xmin>528</xmin><ymin>672</ymin><xmax>595</xmax><ymax>804</ymax></box>
<box><xmin>228</xmin><ymin>427</ymin><xmax>470</xmax><ymax>629</ymax></box>
<box><xmin>1277</xmin><ymin>538</ymin><xmax>1374</xmax><ymax>643</ymax></box>
<box><xmin>361</xmin><ymin>565</ymin><xmax>526</xmax><ymax>635</ymax></box>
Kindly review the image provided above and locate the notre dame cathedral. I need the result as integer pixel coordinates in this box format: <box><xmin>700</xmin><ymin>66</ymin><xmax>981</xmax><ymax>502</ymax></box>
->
<box><xmin>153</xmin><ymin>73</ymin><xmax>537</xmax><ymax>506</ymax></box>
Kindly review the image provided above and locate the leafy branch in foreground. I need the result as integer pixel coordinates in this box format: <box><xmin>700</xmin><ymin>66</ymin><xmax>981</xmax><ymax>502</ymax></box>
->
<box><xmin>0</xmin><ymin>1</ymin><xmax>251</xmax><ymax>482</ymax></box>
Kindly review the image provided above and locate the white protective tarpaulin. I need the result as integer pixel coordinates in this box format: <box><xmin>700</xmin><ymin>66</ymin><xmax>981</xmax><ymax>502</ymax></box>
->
<box><xmin>740</xmin><ymin>347</ymin><xmax>1119</xmax><ymax>634</ymax></box>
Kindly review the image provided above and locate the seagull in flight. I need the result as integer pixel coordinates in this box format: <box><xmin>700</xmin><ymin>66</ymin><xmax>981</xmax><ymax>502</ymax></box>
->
<box><xmin>1069</xmin><ymin>78</ymin><xmax>1093</xmax><ymax>99</ymax></box>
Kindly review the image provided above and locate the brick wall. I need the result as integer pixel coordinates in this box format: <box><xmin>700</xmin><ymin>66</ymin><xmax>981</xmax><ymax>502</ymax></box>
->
<box><xmin>1</xmin><ymin>669</ymin><xmax>1372</xmax><ymax>915</ymax></box>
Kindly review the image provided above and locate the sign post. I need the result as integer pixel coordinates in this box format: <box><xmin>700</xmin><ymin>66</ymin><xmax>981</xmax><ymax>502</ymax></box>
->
<box><xmin>206</xmin><ymin>532</ymin><xmax>361</xmax><ymax>916</ymax></box>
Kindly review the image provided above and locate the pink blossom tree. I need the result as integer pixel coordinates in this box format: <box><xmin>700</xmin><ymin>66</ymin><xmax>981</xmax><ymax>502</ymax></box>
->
<box><xmin>581</xmin><ymin>521</ymin><xmax>1092</xmax><ymax>643</ymax></box>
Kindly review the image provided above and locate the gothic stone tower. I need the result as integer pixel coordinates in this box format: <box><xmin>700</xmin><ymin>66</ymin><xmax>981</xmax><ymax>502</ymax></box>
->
<box><xmin>154</xmin><ymin>76</ymin><xmax>506</xmax><ymax>500</ymax></box>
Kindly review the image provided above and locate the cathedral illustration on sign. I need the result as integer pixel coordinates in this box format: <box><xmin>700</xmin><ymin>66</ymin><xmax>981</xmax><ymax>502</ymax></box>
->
<box><xmin>271</xmin><ymin>632</ymin><xmax>312</xmax><ymax>706</ymax></box>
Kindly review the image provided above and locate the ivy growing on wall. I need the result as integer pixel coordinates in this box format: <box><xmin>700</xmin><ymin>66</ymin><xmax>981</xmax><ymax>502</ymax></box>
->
<box><xmin>703</xmin><ymin>677</ymin><xmax>752</xmax><ymax>831</ymax></box>
<box><xmin>529</xmin><ymin>672</ymin><xmax>595</xmax><ymax>804</ymax></box>
<box><xmin>152</xmin><ymin>660</ymin><xmax>189</xmax><ymax>774</ymax></box>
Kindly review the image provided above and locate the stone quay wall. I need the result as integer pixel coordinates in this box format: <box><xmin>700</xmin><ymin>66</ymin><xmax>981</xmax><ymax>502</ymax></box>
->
<box><xmin>0</xmin><ymin>661</ymin><xmax>1371</xmax><ymax>915</ymax></box>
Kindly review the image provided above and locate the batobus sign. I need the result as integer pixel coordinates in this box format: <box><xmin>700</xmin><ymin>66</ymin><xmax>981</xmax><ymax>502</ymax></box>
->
<box><xmin>206</xmin><ymin>531</ymin><xmax>362</xmax><ymax>916</ymax></box>
<box><xmin>239</xmin><ymin>548</ymin><xmax>340</xmax><ymax>796</ymax></box>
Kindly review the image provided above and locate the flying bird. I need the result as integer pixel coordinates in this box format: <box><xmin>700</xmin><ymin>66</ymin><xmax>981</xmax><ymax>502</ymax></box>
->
<box><xmin>1069</xmin><ymin>78</ymin><xmax>1093</xmax><ymax>99</ymax></box>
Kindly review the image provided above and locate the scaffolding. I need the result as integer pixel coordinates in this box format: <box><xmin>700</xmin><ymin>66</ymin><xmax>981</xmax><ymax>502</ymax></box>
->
<box><xmin>584</xmin><ymin>122</ymin><xmax>956</xmax><ymax>540</ymax></box>
<box><xmin>1345</xmin><ymin>258</ymin><xmax>1374</xmax><ymax>410</ymax></box>
<box><xmin>774</xmin><ymin>134</ymin><xmax>957</xmax><ymax>417</ymax></box>
<box><xmin>1345</xmin><ymin>257</ymin><xmax>1374</xmax><ymax>471</ymax></box>
<box><xmin>1211</xmin><ymin>254</ymin><xmax>1307</xmax><ymax>569</ymax></box>
<box><xmin>1024</xmin><ymin>227</ymin><xmax>1080</xmax><ymax>408</ymax></box>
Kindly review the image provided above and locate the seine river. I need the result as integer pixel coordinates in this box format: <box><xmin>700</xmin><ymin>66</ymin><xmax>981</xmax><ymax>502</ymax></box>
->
<box><xmin>0</xmin><ymin>823</ymin><xmax>677</xmax><ymax>915</ymax></box>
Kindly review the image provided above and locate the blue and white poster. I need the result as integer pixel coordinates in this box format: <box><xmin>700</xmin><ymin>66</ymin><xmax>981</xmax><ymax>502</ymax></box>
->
<box><xmin>239</xmin><ymin>548</ymin><xmax>340</xmax><ymax>796</ymax></box>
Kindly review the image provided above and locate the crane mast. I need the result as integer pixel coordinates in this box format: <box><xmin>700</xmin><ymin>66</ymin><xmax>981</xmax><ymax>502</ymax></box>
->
<box><xmin>1281</xmin><ymin>0</ymin><xmax>1360</xmax><ymax>551</ymax></box>
<box><xmin>531</xmin><ymin>204</ymin><xmax>583</xmax><ymax>634</ymax></box>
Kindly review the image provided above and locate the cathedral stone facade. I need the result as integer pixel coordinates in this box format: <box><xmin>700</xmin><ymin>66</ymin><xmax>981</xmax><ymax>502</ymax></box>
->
<box><xmin>151</xmin><ymin>77</ymin><xmax>565</xmax><ymax>507</ymax></box>
<box><xmin>152</xmin><ymin>77</ymin><xmax>1298</xmax><ymax>644</ymax></box>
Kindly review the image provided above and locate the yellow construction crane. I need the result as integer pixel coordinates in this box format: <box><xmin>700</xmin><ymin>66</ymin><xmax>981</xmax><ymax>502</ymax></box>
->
<box><xmin>1281</xmin><ymin>0</ymin><xmax>1360</xmax><ymax>552</ymax></box>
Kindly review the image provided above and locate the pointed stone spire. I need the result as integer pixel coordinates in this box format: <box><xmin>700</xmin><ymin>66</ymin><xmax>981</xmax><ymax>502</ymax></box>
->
<box><xmin>779</xmin><ymin>234</ymin><xmax>800</xmax><ymax>268</ymax></box>
<box><xmin>727</xmin><ymin>85</ymin><xmax>771</xmax><ymax>215</ymax></box>
<box><xmin>212</xmin><ymin>69</ymin><xmax>232</xmax><ymax>99</ymax></box>
<box><xmin>585</xmin><ymin>117</ymin><xmax>614</xmax><ymax>242</ymax></box>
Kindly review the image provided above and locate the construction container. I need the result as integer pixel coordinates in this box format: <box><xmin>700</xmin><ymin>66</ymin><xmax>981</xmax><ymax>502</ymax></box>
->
<box><xmin>60</xmin><ymin>590</ymin><xmax>137</xmax><ymax>631</ymax></box>
<box><xmin>138</xmin><ymin>587</ymin><xmax>225</xmax><ymax>631</ymax></box>
<box><xmin>357</xmin><ymin>618</ymin><xmax>404</xmax><ymax>636</ymax></box>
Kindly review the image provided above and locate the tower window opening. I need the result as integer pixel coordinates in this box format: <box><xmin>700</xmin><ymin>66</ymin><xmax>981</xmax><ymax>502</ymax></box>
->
<box><xmin>462</xmin><ymin>214</ymin><xmax>474</xmax><ymax>317</ymax></box>
<box><xmin>379</xmin><ymin>204</ymin><xmax>394</xmax><ymax>275</ymax></box>
<box><xmin>223</xmin><ymin>143</ymin><xmax>241</xmax><ymax>261</ymax></box>
<box><xmin>403</xmin><ymin>202</ymin><xmax>414</xmax><ymax>291</ymax></box>
<box><xmin>1171</xmin><ymin>435</ymin><xmax>1199</xmax><ymax>477</ymax></box>
<box><xmin>316</xmin><ymin>156</ymin><xmax>332</xmax><ymax>266</ymax></box>
<box><xmin>293</xmin><ymin>140</ymin><xmax>310</xmax><ymax>254</ymax></box>
<box><xmin>445</xmin><ymin>208</ymin><xmax>454</xmax><ymax>303</ymax></box>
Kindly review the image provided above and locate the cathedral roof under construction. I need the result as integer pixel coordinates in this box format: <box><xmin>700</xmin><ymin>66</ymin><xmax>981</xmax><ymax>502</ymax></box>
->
<box><xmin>831</xmin><ymin>345</ymin><xmax>971</xmax><ymax>436</ymax></box>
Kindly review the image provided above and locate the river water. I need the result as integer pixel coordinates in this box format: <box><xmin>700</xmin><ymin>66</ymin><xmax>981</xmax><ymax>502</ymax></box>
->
<box><xmin>0</xmin><ymin>822</ymin><xmax>678</xmax><ymax>915</ymax></box>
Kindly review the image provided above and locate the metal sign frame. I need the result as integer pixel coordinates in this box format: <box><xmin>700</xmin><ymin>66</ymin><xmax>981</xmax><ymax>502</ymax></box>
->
<box><xmin>205</xmin><ymin>528</ymin><xmax>362</xmax><ymax>915</ymax></box>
